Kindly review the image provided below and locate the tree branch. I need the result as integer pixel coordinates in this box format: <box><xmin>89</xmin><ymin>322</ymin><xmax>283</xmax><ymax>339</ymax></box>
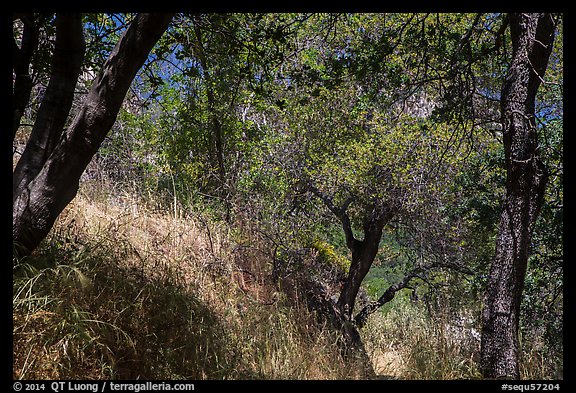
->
<box><xmin>13</xmin><ymin>13</ymin><xmax>175</xmax><ymax>258</ymax></box>
<box><xmin>354</xmin><ymin>266</ymin><xmax>422</xmax><ymax>328</ymax></box>
<box><xmin>13</xmin><ymin>13</ymin><xmax>86</xmax><ymax>200</ymax></box>
<box><xmin>12</xmin><ymin>13</ymin><xmax>44</xmax><ymax>141</ymax></box>
<box><xmin>308</xmin><ymin>183</ymin><xmax>358</xmax><ymax>250</ymax></box>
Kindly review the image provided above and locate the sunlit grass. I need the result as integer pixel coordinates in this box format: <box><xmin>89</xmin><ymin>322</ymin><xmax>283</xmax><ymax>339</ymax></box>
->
<box><xmin>13</xmin><ymin>180</ymin><xmax>561</xmax><ymax>380</ymax></box>
<box><xmin>13</xmin><ymin>185</ymin><xmax>366</xmax><ymax>380</ymax></box>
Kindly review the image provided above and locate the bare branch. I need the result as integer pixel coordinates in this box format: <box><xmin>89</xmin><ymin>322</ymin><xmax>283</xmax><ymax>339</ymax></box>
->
<box><xmin>354</xmin><ymin>266</ymin><xmax>423</xmax><ymax>328</ymax></box>
<box><xmin>307</xmin><ymin>182</ymin><xmax>359</xmax><ymax>250</ymax></box>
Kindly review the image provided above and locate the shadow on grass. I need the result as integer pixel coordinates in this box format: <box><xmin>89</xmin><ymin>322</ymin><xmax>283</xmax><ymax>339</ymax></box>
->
<box><xmin>98</xmin><ymin>265</ymin><xmax>236</xmax><ymax>379</ymax></box>
<box><xmin>13</xmin><ymin>242</ymin><xmax>238</xmax><ymax>380</ymax></box>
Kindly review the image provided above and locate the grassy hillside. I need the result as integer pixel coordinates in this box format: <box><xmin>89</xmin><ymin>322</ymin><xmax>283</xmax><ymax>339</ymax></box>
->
<box><xmin>13</xmin><ymin>184</ymin><xmax>370</xmax><ymax>379</ymax></box>
<box><xmin>13</xmin><ymin>182</ymin><xmax>558</xmax><ymax>380</ymax></box>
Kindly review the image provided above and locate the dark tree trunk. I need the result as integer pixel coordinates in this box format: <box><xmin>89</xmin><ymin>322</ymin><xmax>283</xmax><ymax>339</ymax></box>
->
<box><xmin>13</xmin><ymin>13</ymin><xmax>174</xmax><ymax>259</ymax></box>
<box><xmin>336</xmin><ymin>205</ymin><xmax>392</xmax><ymax>320</ymax></box>
<box><xmin>308</xmin><ymin>185</ymin><xmax>394</xmax><ymax>352</ymax></box>
<box><xmin>480</xmin><ymin>13</ymin><xmax>556</xmax><ymax>379</ymax></box>
<box><xmin>337</xmin><ymin>202</ymin><xmax>394</xmax><ymax>320</ymax></box>
<box><xmin>336</xmin><ymin>237</ymin><xmax>380</xmax><ymax>349</ymax></box>
<box><xmin>12</xmin><ymin>14</ymin><xmax>44</xmax><ymax>141</ymax></box>
<box><xmin>13</xmin><ymin>13</ymin><xmax>85</xmax><ymax>200</ymax></box>
<box><xmin>336</xmin><ymin>200</ymin><xmax>394</xmax><ymax>348</ymax></box>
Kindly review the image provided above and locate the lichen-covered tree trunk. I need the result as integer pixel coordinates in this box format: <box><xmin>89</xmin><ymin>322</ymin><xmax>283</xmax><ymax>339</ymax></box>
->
<box><xmin>480</xmin><ymin>13</ymin><xmax>556</xmax><ymax>379</ymax></box>
<box><xmin>13</xmin><ymin>13</ymin><xmax>174</xmax><ymax>259</ymax></box>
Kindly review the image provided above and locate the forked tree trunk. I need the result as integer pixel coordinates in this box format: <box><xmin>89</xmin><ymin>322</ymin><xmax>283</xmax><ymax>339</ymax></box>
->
<box><xmin>308</xmin><ymin>185</ymin><xmax>395</xmax><ymax>352</ymax></box>
<box><xmin>480</xmin><ymin>13</ymin><xmax>556</xmax><ymax>379</ymax></box>
<box><xmin>13</xmin><ymin>13</ymin><xmax>174</xmax><ymax>259</ymax></box>
<box><xmin>336</xmin><ymin>207</ymin><xmax>392</xmax><ymax>321</ymax></box>
<box><xmin>13</xmin><ymin>13</ymin><xmax>86</xmax><ymax>199</ymax></box>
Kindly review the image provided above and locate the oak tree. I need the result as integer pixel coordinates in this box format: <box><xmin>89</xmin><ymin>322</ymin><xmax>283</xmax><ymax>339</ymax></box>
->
<box><xmin>13</xmin><ymin>13</ymin><xmax>174</xmax><ymax>258</ymax></box>
<box><xmin>479</xmin><ymin>13</ymin><xmax>558</xmax><ymax>379</ymax></box>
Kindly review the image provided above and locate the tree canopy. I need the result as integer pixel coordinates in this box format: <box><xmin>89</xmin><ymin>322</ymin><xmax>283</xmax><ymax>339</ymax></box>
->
<box><xmin>13</xmin><ymin>12</ymin><xmax>563</xmax><ymax>380</ymax></box>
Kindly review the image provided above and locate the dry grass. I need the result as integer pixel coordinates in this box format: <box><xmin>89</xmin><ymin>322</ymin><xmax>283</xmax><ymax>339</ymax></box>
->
<box><xmin>13</xmin><ymin>184</ymin><xmax>368</xmax><ymax>380</ymax></box>
<box><xmin>361</xmin><ymin>295</ymin><xmax>562</xmax><ymax>380</ymax></box>
<box><xmin>13</xmin><ymin>180</ymin><xmax>561</xmax><ymax>380</ymax></box>
<box><xmin>362</xmin><ymin>299</ymin><xmax>483</xmax><ymax>380</ymax></box>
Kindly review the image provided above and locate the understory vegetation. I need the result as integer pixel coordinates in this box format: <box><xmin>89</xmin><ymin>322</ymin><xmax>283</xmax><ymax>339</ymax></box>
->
<box><xmin>13</xmin><ymin>178</ymin><xmax>561</xmax><ymax>379</ymax></box>
<box><xmin>13</xmin><ymin>13</ymin><xmax>562</xmax><ymax>380</ymax></box>
<box><xmin>13</xmin><ymin>183</ymin><xmax>369</xmax><ymax>379</ymax></box>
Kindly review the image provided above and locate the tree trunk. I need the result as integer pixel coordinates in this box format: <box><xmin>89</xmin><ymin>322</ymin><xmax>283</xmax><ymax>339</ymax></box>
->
<box><xmin>12</xmin><ymin>14</ymin><xmax>44</xmax><ymax>141</ymax></box>
<box><xmin>480</xmin><ymin>13</ymin><xmax>556</xmax><ymax>379</ymax></box>
<box><xmin>333</xmin><ymin>202</ymin><xmax>393</xmax><ymax>352</ymax></box>
<box><xmin>308</xmin><ymin>185</ymin><xmax>394</xmax><ymax>353</ymax></box>
<box><xmin>336</xmin><ymin>231</ymin><xmax>382</xmax><ymax>320</ymax></box>
<box><xmin>13</xmin><ymin>13</ymin><xmax>85</xmax><ymax>199</ymax></box>
<box><xmin>337</xmin><ymin>202</ymin><xmax>393</xmax><ymax>320</ymax></box>
<box><xmin>13</xmin><ymin>13</ymin><xmax>175</xmax><ymax>259</ymax></box>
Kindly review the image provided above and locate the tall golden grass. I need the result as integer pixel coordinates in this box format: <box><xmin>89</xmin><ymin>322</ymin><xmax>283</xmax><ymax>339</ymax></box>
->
<box><xmin>13</xmin><ymin>180</ymin><xmax>561</xmax><ymax>380</ymax></box>
<box><xmin>13</xmin><ymin>184</ymin><xmax>368</xmax><ymax>379</ymax></box>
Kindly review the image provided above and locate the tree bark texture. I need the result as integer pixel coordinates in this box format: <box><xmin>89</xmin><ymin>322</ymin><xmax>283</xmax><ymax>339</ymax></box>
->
<box><xmin>12</xmin><ymin>14</ymin><xmax>44</xmax><ymax>141</ymax></box>
<box><xmin>13</xmin><ymin>13</ymin><xmax>175</xmax><ymax>259</ymax></box>
<box><xmin>336</xmin><ymin>201</ymin><xmax>394</xmax><ymax>321</ymax></box>
<box><xmin>13</xmin><ymin>13</ymin><xmax>86</xmax><ymax>199</ymax></box>
<box><xmin>480</xmin><ymin>13</ymin><xmax>556</xmax><ymax>379</ymax></box>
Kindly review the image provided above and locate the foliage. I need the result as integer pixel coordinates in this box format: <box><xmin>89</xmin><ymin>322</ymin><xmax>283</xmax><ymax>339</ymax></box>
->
<box><xmin>13</xmin><ymin>12</ymin><xmax>562</xmax><ymax>379</ymax></box>
<box><xmin>311</xmin><ymin>238</ymin><xmax>351</xmax><ymax>274</ymax></box>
